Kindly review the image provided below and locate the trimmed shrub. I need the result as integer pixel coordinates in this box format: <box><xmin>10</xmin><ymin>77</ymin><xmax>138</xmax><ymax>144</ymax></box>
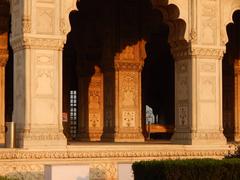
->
<box><xmin>132</xmin><ymin>159</ymin><xmax>240</xmax><ymax>180</ymax></box>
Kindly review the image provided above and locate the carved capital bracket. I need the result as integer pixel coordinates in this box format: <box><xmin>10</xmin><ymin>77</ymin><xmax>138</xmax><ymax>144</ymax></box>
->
<box><xmin>171</xmin><ymin>43</ymin><xmax>225</xmax><ymax>61</ymax></box>
<box><xmin>114</xmin><ymin>61</ymin><xmax>144</xmax><ymax>72</ymax></box>
<box><xmin>10</xmin><ymin>37</ymin><xmax>65</xmax><ymax>51</ymax></box>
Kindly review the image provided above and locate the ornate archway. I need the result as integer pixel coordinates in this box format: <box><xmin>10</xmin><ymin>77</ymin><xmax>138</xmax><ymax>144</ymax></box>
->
<box><xmin>6</xmin><ymin>0</ymin><xmax>230</xmax><ymax>147</ymax></box>
<box><xmin>223</xmin><ymin>9</ymin><xmax>240</xmax><ymax>142</ymax></box>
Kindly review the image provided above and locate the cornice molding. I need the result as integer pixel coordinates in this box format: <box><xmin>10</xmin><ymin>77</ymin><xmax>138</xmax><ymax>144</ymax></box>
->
<box><xmin>114</xmin><ymin>61</ymin><xmax>144</xmax><ymax>72</ymax></box>
<box><xmin>0</xmin><ymin>145</ymin><xmax>236</xmax><ymax>160</ymax></box>
<box><xmin>171</xmin><ymin>45</ymin><xmax>225</xmax><ymax>60</ymax></box>
<box><xmin>10</xmin><ymin>37</ymin><xmax>64</xmax><ymax>51</ymax></box>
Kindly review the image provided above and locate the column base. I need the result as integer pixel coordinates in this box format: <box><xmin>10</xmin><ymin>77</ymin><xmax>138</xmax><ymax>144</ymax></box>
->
<box><xmin>78</xmin><ymin>131</ymin><xmax>102</xmax><ymax>142</ymax></box>
<box><xmin>101</xmin><ymin>132</ymin><xmax>145</xmax><ymax>142</ymax></box>
<box><xmin>16</xmin><ymin>131</ymin><xmax>67</xmax><ymax>148</ymax></box>
<box><xmin>171</xmin><ymin>131</ymin><xmax>227</xmax><ymax>145</ymax></box>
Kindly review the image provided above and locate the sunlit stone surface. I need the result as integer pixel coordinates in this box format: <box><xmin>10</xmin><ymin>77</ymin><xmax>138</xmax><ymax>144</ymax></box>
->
<box><xmin>0</xmin><ymin>0</ymin><xmax>239</xmax><ymax>179</ymax></box>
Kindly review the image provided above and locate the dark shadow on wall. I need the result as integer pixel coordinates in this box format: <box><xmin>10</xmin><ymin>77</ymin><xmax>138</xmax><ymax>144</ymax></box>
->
<box><xmin>5</xmin><ymin>16</ymin><xmax>13</xmax><ymax>123</ymax></box>
<box><xmin>223</xmin><ymin>9</ymin><xmax>240</xmax><ymax>141</ymax></box>
<box><xmin>0</xmin><ymin>1</ymin><xmax>13</xmax><ymax>123</ymax></box>
<box><xmin>63</xmin><ymin>0</ymin><xmax>180</xmax><ymax>141</ymax></box>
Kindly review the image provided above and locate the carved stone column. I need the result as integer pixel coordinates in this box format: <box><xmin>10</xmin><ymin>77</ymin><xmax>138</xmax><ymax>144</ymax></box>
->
<box><xmin>0</xmin><ymin>0</ymin><xmax>10</xmax><ymax>146</ymax></box>
<box><xmin>10</xmin><ymin>0</ymin><xmax>67</xmax><ymax>148</ymax></box>
<box><xmin>78</xmin><ymin>66</ymin><xmax>103</xmax><ymax>141</ymax></box>
<box><xmin>88</xmin><ymin>67</ymin><xmax>103</xmax><ymax>141</ymax></box>
<box><xmin>171</xmin><ymin>44</ymin><xmax>226</xmax><ymax>145</ymax></box>
<box><xmin>102</xmin><ymin>41</ymin><xmax>146</xmax><ymax>142</ymax></box>
<box><xmin>170</xmin><ymin>0</ymin><xmax>227</xmax><ymax>145</ymax></box>
<box><xmin>234</xmin><ymin>60</ymin><xmax>240</xmax><ymax>142</ymax></box>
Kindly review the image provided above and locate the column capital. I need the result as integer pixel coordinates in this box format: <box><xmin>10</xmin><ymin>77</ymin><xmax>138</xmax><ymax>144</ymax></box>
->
<box><xmin>171</xmin><ymin>43</ymin><xmax>225</xmax><ymax>61</ymax></box>
<box><xmin>10</xmin><ymin>36</ymin><xmax>65</xmax><ymax>52</ymax></box>
<box><xmin>114</xmin><ymin>61</ymin><xmax>144</xmax><ymax>72</ymax></box>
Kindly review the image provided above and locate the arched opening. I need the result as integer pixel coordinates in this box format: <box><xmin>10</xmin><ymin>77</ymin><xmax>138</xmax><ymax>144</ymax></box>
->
<box><xmin>142</xmin><ymin>10</ymin><xmax>175</xmax><ymax>140</ymax></box>
<box><xmin>5</xmin><ymin>16</ymin><xmax>13</xmax><ymax>124</ymax></box>
<box><xmin>0</xmin><ymin>0</ymin><xmax>11</xmax><ymax>146</ymax></box>
<box><xmin>62</xmin><ymin>0</ymin><xmax>184</xmax><ymax>142</ymax></box>
<box><xmin>223</xmin><ymin>9</ymin><xmax>240</xmax><ymax>142</ymax></box>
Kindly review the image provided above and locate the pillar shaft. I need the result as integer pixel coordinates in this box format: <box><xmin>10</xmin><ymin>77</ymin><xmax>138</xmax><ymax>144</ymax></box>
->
<box><xmin>102</xmin><ymin>42</ymin><xmax>146</xmax><ymax>142</ymax></box>
<box><xmin>171</xmin><ymin>45</ymin><xmax>226</xmax><ymax>145</ymax></box>
<box><xmin>77</xmin><ymin>64</ymin><xmax>104</xmax><ymax>141</ymax></box>
<box><xmin>10</xmin><ymin>0</ymin><xmax>66</xmax><ymax>148</ymax></box>
<box><xmin>234</xmin><ymin>60</ymin><xmax>240</xmax><ymax>141</ymax></box>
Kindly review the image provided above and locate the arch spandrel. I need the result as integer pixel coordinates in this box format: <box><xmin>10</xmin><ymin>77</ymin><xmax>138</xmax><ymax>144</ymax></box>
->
<box><xmin>60</xmin><ymin>0</ymin><xmax>76</xmax><ymax>40</ymax></box>
<box><xmin>221</xmin><ymin>0</ymin><xmax>240</xmax><ymax>46</ymax></box>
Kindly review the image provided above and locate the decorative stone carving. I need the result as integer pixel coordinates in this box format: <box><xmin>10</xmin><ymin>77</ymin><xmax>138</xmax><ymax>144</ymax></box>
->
<box><xmin>59</xmin><ymin>18</ymin><xmax>67</xmax><ymax>35</ymax></box>
<box><xmin>200</xmin><ymin>62</ymin><xmax>216</xmax><ymax>73</ymax></box>
<box><xmin>10</xmin><ymin>1</ymin><xmax>67</xmax><ymax>148</ymax></box>
<box><xmin>22</xmin><ymin>16</ymin><xmax>31</xmax><ymax>33</ymax></box>
<box><xmin>199</xmin><ymin>76</ymin><xmax>216</xmax><ymax>101</ymax></box>
<box><xmin>90</xmin><ymin>163</ymin><xmax>117</xmax><ymax>180</ymax></box>
<box><xmin>122</xmin><ymin>111</ymin><xmax>136</xmax><ymax>128</ymax></box>
<box><xmin>36</xmin><ymin>8</ymin><xmax>54</xmax><ymax>34</ymax></box>
<box><xmin>120</xmin><ymin>72</ymin><xmax>137</xmax><ymax>107</ymax></box>
<box><xmin>200</xmin><ymin>0</ymin><xmax>218</xmax><ymax>45</ymax></box>
<box><xmin>11</xmin><ymin>37</ymin><xmax>64</xmax><ymax>51</ymax></box>
<box><xmin>172</xmin><ymin>46</ymin><xmax>225</xmax><ymax>60</ymax></box>
<box><xmin>0</xmin><ymin>144</ymin><xmax>235</xmax><ymax>179</ymax></box>
<box><xmin>178</xmin><ymin>104</ymin><xmax>188</xmax><ymax>127</ymax></box>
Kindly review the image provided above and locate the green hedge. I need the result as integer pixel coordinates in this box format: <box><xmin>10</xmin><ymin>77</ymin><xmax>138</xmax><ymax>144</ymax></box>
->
<box><xmin>132</xmin><ymin>159</ymin><xmax>240</xmax><ymax>180</ymax></box>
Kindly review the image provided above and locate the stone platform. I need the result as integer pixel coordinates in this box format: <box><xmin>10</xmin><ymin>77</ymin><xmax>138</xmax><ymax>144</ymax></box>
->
<box><xmin>0</xmin><ymin>142</ymin><xmax>237</xmax><ymax>180</ymax></box>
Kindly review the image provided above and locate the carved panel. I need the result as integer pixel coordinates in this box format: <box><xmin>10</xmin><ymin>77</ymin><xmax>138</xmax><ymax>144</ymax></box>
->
<box><xmin>89</xmin><ymin>113</ymin><xmax>101</xmax><ymax>128</ymax></box>
<box><xmin>36</xmin><ymin>55</ymin><xmax>54</xmax><ymax>66</ymax></box>
<box><xmin>176</xmin><ymin>61</ymin><xmax>188</xmax><ymax>100</ymax></box>
<box><xmin>198</xmin><ymin>102</ymin><xmax>217</xmax><ymax>129</ymax></box>
<box><xmin>35</xmin><ymin>70</ymin><xmax>54</xmax><ymax>96</ymax></box>
<box><xmin>200</xmin><ymin>0</ymin><xmax>218</xmax><ymax>45</ymax></box>
<box><xmin>88</xmin><ymin>69</ymin><xmax>103</xmax><ymax>140</ymax></box>
<box><xmin>200</xmin><ymin>62</ymin><xmax>216</xmax><ymax>73</ymax></box>
<box><xmin>120</xmin><ymin>72</ymin><xmax>137</xmax><ymax>108</ymax></box>
<box><xmin>122</xmin><ymin>111</ymin><xmax>136</xmax><ymax>128</ymax></box>
<box><xmin>22</xmin><ymin>16</ymin><xmax>31</xmax><ymax>33</ymax></box>
<box><xmin>178</xmin><ymin>104</ymin><xmax>188</xmax><ymax>127</ymax></box>
<box><xmin>90</xmin><ymin>163</ymin><xmax>117</xmax><ymax>180</ymax></box>
<box><xmin>199</xmin><ymin>76</ymin><xmax>216</xmax><ymax>101</ymax></box>
<box><xmin>176</xmin><ymin>75</ymin><xmax>188</xmax><ymax>100</ymax></box>
<box><xmin>36</xmin><ymin>8</ymin><xmax>54</xmax><ymax>34</ymax></box>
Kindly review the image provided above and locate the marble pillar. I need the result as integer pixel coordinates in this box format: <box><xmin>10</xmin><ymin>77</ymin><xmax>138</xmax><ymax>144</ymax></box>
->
<box><xmin>102</xmin><ymin>41</ymin><xmax>146</xmax><ymax>142</ymax></box>
<box><xmin>10</xmin><ymin>0</ymin><xmax>67</xmax><ymax>148</ymax></box>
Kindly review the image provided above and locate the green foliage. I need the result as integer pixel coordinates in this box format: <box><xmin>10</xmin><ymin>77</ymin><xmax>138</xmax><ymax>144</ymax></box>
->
<box><xmin>132</xmin><ymin>159</ymin><xmax>240</xmax><ymax>180</ymax></box>
<box><xmin>0</xmin><ymin>177</ymin><xmax>12</xmax><ymax>180</ymax></box>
